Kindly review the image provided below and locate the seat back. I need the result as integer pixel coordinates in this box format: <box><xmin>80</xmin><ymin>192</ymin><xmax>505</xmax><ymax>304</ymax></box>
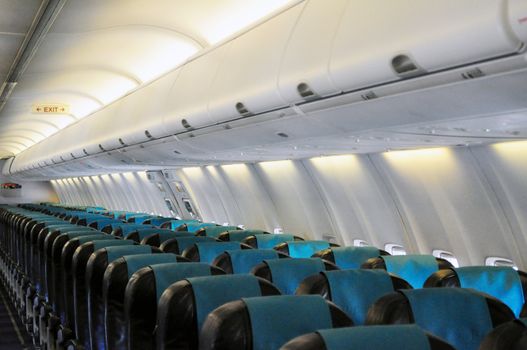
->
<box><xmin>195</xmin><ymin>226</ymin><xmax>240</xmax><ymax>238</ymax></box>
<box><xmin>297</xmin><ymin>269</ymin><xmax>410</xmax><ymax>325</ymax></box>
<box><xmin>364</xmin><ymin>254</ymin><xmax>450</xmax><ymax>288</ymax></box>
<box><xmin>87</xmin><ymin>245</ymin><xmax>157</xmax><ymax>350</ymax></box>
<box><xmin>159</xmin><ymin>236</ymin><xmax>216</xmax><ymax>254</ymax></box>
<box><xmin>254</xmin><ymin>258</ymin><xmax>334</xmax><ymax>295</ymax></box>
<box><xmin>480</xmin><ymin>320</ymin><xmax>527</xmax><ymax>350</ymax></box>
<box><xmin>314</xmin><ymin>246</ymin><xmax>382</xmax><ymax>269</ymax></box>
<box><xmin>199</xmin><ymin>295</ymin><xmax>351</xmax><ymax>350</ymax></box>
<box><xmin>104</xmin><ymin>253</ymin><xmax>181</xmax><ymax>350</ymax></box>
<box><xmin>186</xmin><ymin>241</ymin><xmax>246</xmax><ymax>263</ymax></box>
<box><xmin>426</xmin><ymin>266</ymin><xmax>527</xmax><ymax>317</ymax></box>
<box><xmin>126</xmin><ymin>262</ymin><xmax>224</xmax><ymax>349</ymax></box>
<box><xmin>217</xmin><ymin>229</ymin><xmax>267</xmax><ymax>241</ymax></box>
<box><xmin>275</xmin><ymin>240</ymin><xmax>331</xmax><ymax>258</ymax></box>
<box><xmin>214</xmin><ymin>249</ymin><xmax>283</xmax><ymax>274</ymax></box>
<box><xmin>368</xmin><ymin>288</ymin><xmax>516</xmax><ymax>350</ymax></box>
<box><xmin>282</xmin><ymin>325</ymin><xmax>455</xmax><ymax>350</ymax></box>
<box><xmin>242</xmin><ymin>233</ymin><xmax>296</xmax><ymax>249</ymax></box>
<box><xmin>157</xmin><ymin>275</ymin><xmax>279</xmax><ymax>349</ymax></box>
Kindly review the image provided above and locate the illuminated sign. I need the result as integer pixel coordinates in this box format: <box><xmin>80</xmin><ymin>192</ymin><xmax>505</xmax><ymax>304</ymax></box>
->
<box><xmin>32</xmin><ymin>103</ymin><xmax>70</xmax><ymax>114</ymax></box>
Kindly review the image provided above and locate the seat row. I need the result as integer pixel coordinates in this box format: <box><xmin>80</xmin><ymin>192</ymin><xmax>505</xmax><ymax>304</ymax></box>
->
<box><xmin>0</xmin><ymin>203</ymin><xmax>525</xmax><ymax>350</ymax></box>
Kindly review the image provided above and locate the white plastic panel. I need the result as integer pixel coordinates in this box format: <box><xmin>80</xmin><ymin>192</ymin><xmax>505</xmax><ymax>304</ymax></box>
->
<box><xmin>278</xmin><ymin>0</ymin><xmax>348</xmax><ymax>103</ymax></box>
<box><xmin>208</xmin><ymin>3</ymin><xmax>304</xmax><ymax>121</ymax></box>
<box><xmin>330</xmin><ymin>0</ymin><xmax>523</xmax><ymax>91</ymax></box>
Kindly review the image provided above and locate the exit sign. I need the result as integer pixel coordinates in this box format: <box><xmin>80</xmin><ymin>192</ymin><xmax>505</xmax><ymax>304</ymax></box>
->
<box><xmin>32</xmin><ymin>103</ymin><xmax>69</xmax><ymax>114</ymax></box>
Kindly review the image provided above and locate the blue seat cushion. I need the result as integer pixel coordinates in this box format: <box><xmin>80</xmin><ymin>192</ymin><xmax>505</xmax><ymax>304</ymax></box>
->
<box><xmin>188</xmin><ymin>274</ymin><xmax>261</xmax><ymax>330</ymax></box>
<box><xmin>226</xmin><ymin>249</ymin><xmax>279</xmax><ymax>274</ymax></box>
<box><xmin>455</xmin><ymin>266</ymin><xmax>525</xmax><ymax>317</ymax></box>
<box><xmin>331</xmin><ymin>246</ymin><xmax>380</xmax><ymax>269</ymax></box>
<box><xmin>104</xmin><ymin>245</ymin><xmax>151</xmax><ymax>262</ymax></box>
<box><xmin>318</xmin><ymin>325</ymin><xmax>431</xmax><ymax>350</ymax></box>
<box><xmin>200</xmin><ymin>226</ymin><xmax>240</xmax><ymax>238</ymax></box>
<box><xmin>401</xmin><ymin>288</ymin><xmax>493</xmax><ymax>350</ymax></box>
<box><xmin>265</xmin><ymin>258</ymin><xmax>325</xmax><ymax>295</ymax></box>
<box><xmin>170</xmin><ymin>236</ymin><xmax>216</xmax><ymax>253</ymax></box>
<box><xmin>244</xmin><ymin>295</ymin><xmax>332</xmax><ymax>350</ymax></box>
<box><xmin>323</xmin><ymin>269</ymin><xmax>393</xmax><ymax>325</ymax></box>
<box><xmin>382</xmin><ymin>255</ymin><xmax>438</xmax><ymax>288</ymax></box>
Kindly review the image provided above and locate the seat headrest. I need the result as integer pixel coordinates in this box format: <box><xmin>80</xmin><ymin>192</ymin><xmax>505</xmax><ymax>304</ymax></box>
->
<box><xmin>186</xmin><ymin>222</ymin><xmax>218</xmax><ymax>232</ymax></box>
<box><xmin>148</xmin><ymin>217</ymin><xmax>172</xmax><ymax>227</ymax></box>
<box><xmin>198</xmin><ymin>226</ymin><xmax>240</xmax><ymax>238</ymax></box>
<box><xmin>226</xmin><ymin>249</ymin><xmax>279</xmax><ymax>274</ymax></box>
<box><xmin>195</xmin><ymin>241</ymin><xmax>243</xmax><ymax>263</ymax></box>
<box><xmin>151</xmin><ymin>262</ymin><xmax>212</xmax><ymax>301</ymax></box>
<box><xmin>480</xmin><ymin>319</ymin><xmax>527</xmax><ymax>350</ymax></box>
<box><xmin>243</xmin><ymin>295</ymin><xmax>334</xmax><ymax>350</ymax></box>
<box><xmin>73</xmin><ymin>234</ymin><xmax>112</xmax><ymax>246</ymax></box>
<box><xmin>162</xmin><ymin>236</ymin><xmax>216</xmax><ymax>254</ymax></box>
<box><xmin>381</xmin><ymin>255</ymin><xmax>438</xmax><ymax>288</ymax></box>
<box><xmin>123</xmin><ymin>253</ymin><xmax>180</xmax><ymax>278</ymax></box>
<box><xmin>248</xmin><ymin>233</ymin><xmax>295</xmax><ymax>249</ymax></box>
<box><xmin>220</xmin><ymin>230</ymin><xmax>261</xmax><ymax>242</ymax></box>
<box><xmin>400</xmin><ymin>288</ymin><xmax>495</xmax><ymax>350</ymax></box>
<box><xmin>282</xmin><ymin>324</ymin><xmax>456</xmax><ymax>350</ymax></box>
<box><xmin>102</xmin><ymin>245</ymin><xmax>151</xmax><ymax>263</ymax></box>
<box><xmin>322</xmin><ymin>269</ymin><xmax>395</xmax><ymax>325</ymax></box>
<box><xmin>330</xmin><ymin>246</ymin><xmax>380</xmax><ymax>269</ymax></box>
<box><xmin>91</xmin><ymin>239</ymin><xmax>134</xmax><ymax>253</ymax></box>
<box><xmin>188</xmin><ymin>274</ymin><xmax>262</xmax><ymax>330</ymax></box>
<box><xmin>285</xmin><ymin>241</ymin><xmax>330</xmax><ymax>258</ymax></box>
<box><xmin>265</xmin><ymin>258</ymin><xmax>326</xmax><ymax>294</ymax></box>
<box><xmin>454</xmin><ymin>266</ymin><xmax>525</xmax><ymax>317</ymax></box>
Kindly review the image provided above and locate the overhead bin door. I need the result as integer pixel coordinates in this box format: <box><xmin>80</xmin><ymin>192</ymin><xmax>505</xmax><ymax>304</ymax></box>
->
<box><xmin>278</xmin><ymin>0</ymin><xmax>349</xmax><ymax>104</ymax></box>
<box><xmin>329</xmin><ymin>0</ymin><xmax>527</xmax><ymax>92</ymax></box>
<box><xmin>207</xmin><ymin>3</ymin><xmax>305</xmax><ymax>123</ymax></box>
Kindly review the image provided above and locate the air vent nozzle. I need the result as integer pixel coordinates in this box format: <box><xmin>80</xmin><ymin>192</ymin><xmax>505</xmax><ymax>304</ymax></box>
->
<box><xmin>83</xmin><ymin>149</ymin><xmax>89</xmax><ymax>156</ymax></box>
<box><xmin>297</xmin><ymin>82</ymin><xmax>319</xmax><ymax>101</ymax></box>
<box><xmin>235</xmin><ymin>102</ymin><xmax>252</xmax><ymax>117</ymax></box>
<box><xmin>462</xmin><ymin>68</ymin><xmax>485</xmax><ymax>80</ymax></box>
<box><xmin>118</xmin><ymin>138</ymin><xmax>126</xmax><ymax>146</ymax></box>
<box><xmin>145</xmin><ymin>130</ymin><xmax>153</xmax><ymax>139</ymax></box>
<box><xmin>391</xmin><ymin>54</ymin><xmax>420</xmax><ymax>76</ymax></box>
<box><xmin>361</xmin><ymin>91</ymin><xmax>378</xmax><ymax>100</ymax></box>
<box><xmin>181</xmin><ymin>119</ymin><xmax>193</xmax><ymax>129</ymax></box>
<box><xmin>98</xmin><ymin>144</ymin><xmax>105</xmax><ymax>152</ymax></box>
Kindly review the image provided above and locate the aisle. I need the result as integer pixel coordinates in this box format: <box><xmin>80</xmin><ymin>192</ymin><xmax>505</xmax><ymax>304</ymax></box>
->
<box><xmin>0</xmin><ymin>283</ymin><xmax>32</xmax><ymax>350</ymax></box>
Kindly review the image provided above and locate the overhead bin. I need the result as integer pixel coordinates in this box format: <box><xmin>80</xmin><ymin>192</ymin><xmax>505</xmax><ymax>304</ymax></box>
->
<box><xmin>163</xmin><ymin>46</ymin><xmax>228</xmax><ymax>135</ymax></box>
<box><xmin>207</xmin><ymin>3</ymin><xmax>304</xmax><ymax>124</ymax></box>
<box><xmin>278</xmin><ymin>0</ymin><xmax>349</xmax><ymax>104</ymax></box>
<box><xmin>329</xmin><ymin>0</ymin><xmax>527</xmax><ymax>92</ymax></box>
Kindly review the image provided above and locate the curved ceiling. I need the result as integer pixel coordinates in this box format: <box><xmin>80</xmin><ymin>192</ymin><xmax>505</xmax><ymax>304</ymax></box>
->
<box><xmin>0</xmin><ymin>0</ymin><xmax>297</xmax><ymax>158</ymax></box>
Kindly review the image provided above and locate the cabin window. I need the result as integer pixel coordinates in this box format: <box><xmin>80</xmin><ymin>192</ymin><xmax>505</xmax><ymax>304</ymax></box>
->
<box><xmin>353</xmin><ymin>239</ymin><xmax>369</xmax><ymax>247</ymax></box>
<box><xmin>485</xmin><ymin>257</ymin><xmax>518</xmax><ymax>270</ymax></box>
<box><xmin>385</xmin><ymin>243</ymin><xmax>407</xmax><ymax>256</ymax></box>
<box><xmin>182</xmin><ymin>198</ymin><xmax>196</xmax><ymax>218</ymax></box>
<box><xmin>432</xmin><ymin>249</ymin><xmax>459</xmax><ymax>267</ymax></box>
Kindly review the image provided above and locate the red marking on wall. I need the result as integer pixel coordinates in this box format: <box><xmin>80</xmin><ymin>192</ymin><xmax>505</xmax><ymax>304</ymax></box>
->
<box><xmin>519</xmin><ymin>17</ymin><xmax>527</xmax><ymax>24</ymax></box>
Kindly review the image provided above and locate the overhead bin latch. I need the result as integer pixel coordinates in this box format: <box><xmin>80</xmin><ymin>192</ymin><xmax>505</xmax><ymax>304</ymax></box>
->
<box><xmin>391</xmin><ymin>54</ymin><xmax>425</xmax><ymax>78</ymax></box>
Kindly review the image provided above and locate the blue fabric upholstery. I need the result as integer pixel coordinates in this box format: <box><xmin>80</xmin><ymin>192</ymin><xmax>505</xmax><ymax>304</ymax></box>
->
<box><xmin>186</xmin><ymin>222</ymin><xmax>218</xmax><ymax>232</ymax></box>
<box><xmin>130</xmin><ymin>215</ymin><xmax>156</xmax><ymax>224</ymax></box>
<box><xmin>224</xmin><ymin>231</ymin><xmax>261</xmax><ymax>241</ymax></box>
<box><xmin>322</xmin><ymin>269</ymin><xmax>394</xmax><ymax>325</ymax></box>
<box><xmin>125</xmin><ymin>212</ymin><xmax>149</xmax><ymax>221</ymax></box>
<box><xmin>318</xmin><ymin>325</ymin><xmax>431</xmax><ymax>350</ymax></box>
<box><xmin>455</xmin><ymin>266</ymin><xmax>525</xmax><ymax>317</ymax></box>
<box><xmin>92</xmin><ymin>240</ymin><xmax>134</xmax><ymax>255</ymax></box>
<box><xmin>401</xmin><ymin>288</ymin><xmax>493</xmax><ymax>350</ymax></box>
<box><xmin>148</xmin><ymin>218</ymin><xmax>173</xmax><ymax>227</ymax></box>
<box><xmin>226</xmin><ymin>249</ymin><xmax>279</xmax><ymax>274</ymax></box>
<box><xmin>382</xmin><ymin>255</ymin><xmax>438</xmax><ymax>288</ymax></box>
<box><xmin>151</xmin><ymin>262</ymin><xmax>211</xmax><ymax>301</ymax></box>
<box><xmin>244</xmin><ymin>295</ymin><xmax>333</xmax><ymax>350</ymax></box>
<box><xmin>85</xmin><ymin>218</ymin><xmax>120</xmax><ymax>227</ymax></box>
<box><xmin>196</xmin><ymin>242</ymin><xmax>242</xmax><ymax>264</ymax></box>
<box><xmin>169</xmin><ymin>236</ymin><xmax>216</xmax><ymax>253</ymax></box>
<box><xmin>265</xmin><ymin>258</ymin><xmax>325</xmax><ymax>295</ymax></box>
<box><xmin>331</xmin><ymin>246</ymin><xmax>380</xmax><ymax>269</ymax></box>
<box><xmin>126</xmin><ymin>228</ymin><xmax>176</xmax><ymax>240</ymax></box>
<box><xmin>123</xmin><ymin>254</ymin><xmax>179</xmax><ymax>278</ymax></box>
<box><xmin>199</xmin><ymin>226</ymin><xmax>240</xmax><ymax>238</ymax></box>
<box><xmin>189</xmin><ymin>275</ymin><xmax>261</xmax><ymax>330</ymax></box>
<box><xmin>286</xmin><ymin>241</ymin><xmax>330</xmax><ymax>258</ymax></box>
<box><xmin>104</xmin><ymin>245</ymin><xmax>151</xmax><ymax>263</ymax></box>
<box><xmin>118</xmin><ymin>224</ymin><xmax>154</xmax><ymax>236</ymax></box>
<box><xmin>252</xmin><ymin>234</ymin><xmax>295</xmax><ymax>249</ymax></box>
<box><xmin>168</xmin><ymin>219</ymin><xmax>200</xmax><ymax>230</ymax></box>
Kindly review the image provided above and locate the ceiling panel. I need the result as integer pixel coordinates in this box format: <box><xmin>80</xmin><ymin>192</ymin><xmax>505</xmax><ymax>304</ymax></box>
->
<box><xmin>0</xmin><ymin>0</ymin><xmax>297</xmax><ymax>158</ymax></box>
